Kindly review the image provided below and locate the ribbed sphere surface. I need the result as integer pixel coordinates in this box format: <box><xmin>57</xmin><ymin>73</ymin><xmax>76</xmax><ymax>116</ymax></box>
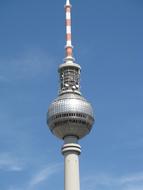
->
<box><xmin>47</xmin><ymin>93</ymin><xmax>94</xmax><ymax>139</ymax></box>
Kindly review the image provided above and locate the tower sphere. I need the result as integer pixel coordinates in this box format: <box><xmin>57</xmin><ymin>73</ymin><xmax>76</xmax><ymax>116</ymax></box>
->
<box><xmin>47</xmin><ymin>93</ymin><xmax>94</xmax><ymax>139</ymax></box>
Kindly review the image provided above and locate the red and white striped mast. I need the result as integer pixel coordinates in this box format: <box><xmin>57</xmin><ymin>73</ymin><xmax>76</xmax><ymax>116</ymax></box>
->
<box><xmin>65</xmin><ymin>0</ymin><xmax>73</xmax><ymax>59</ymax></box>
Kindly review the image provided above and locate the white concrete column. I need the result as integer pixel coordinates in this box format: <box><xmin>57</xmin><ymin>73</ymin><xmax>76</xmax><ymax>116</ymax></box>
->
<box><xmin>62</xmin><ymin>136</ymin><xmax>81</xmax><ymax>190</ymax></box>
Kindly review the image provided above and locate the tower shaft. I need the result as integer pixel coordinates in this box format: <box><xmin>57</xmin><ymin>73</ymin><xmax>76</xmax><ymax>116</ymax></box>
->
<box><xmin>64</xmin><ymin>151</ymin><xmax>80</xmax><ymax>190</ymax></box>
<box><xmin>62</xmin><ymin>137</ymin><xmax>81</xmax><ymax>190</ymax></box>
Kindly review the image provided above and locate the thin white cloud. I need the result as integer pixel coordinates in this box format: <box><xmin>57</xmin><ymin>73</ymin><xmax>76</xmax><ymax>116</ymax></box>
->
<box><xmin>0</xmin><ymin>153</ymin><xmax>23</xmax><ymax>172</ymax></box>
<box><xmin>28</xmin><ymin>163</ymin><xmax>62</xmax><ymax>189</ymax></box>
<box><xmin>120</xmin><ymin>172</ymin><xmax>143</xmax><ymax>184</ymax></box>
<box><xmin>81</xmin><ymin>172</ymin><xmax>143</xmax><ymax>190</ymax></box>
<box><xmin>8</xmin><ymin>163</ymin><xmax>62</xmax><ymax>190</ymax></box>
<box><xmin>7</xmin><ymin>163</ymin><xmax>63</xmax><ymax>190</ymax></box>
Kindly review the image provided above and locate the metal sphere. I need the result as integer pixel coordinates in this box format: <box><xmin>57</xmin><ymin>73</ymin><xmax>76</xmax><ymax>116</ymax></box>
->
<box><xmin>47</xmin><ymin>93</ymin><xmax>95</xmax><ymax>139</ymax></box>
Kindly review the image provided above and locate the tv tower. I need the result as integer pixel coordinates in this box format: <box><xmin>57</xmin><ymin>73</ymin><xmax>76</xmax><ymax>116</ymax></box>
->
<box><xmin>47</xmin><ymin>0</ymin><xmax>95</xmax><ymax>190</ymax></box>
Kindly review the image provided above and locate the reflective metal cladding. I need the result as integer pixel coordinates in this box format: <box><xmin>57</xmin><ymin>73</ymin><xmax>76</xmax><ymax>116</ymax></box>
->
<box><xmin>47</xmin><ymin>93</ymin><xmax>94</xmax><ymax>139</ymax></box>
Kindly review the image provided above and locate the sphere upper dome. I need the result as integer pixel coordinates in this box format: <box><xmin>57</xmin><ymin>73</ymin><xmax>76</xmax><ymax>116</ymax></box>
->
<box><xmin>47</xmin><ymin>93</ymin><xmax>95</xmax><ymax>139</ymax></box>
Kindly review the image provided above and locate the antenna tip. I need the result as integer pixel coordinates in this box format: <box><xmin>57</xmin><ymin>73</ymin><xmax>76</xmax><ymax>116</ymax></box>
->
<box><xmin>66</xmin><ymin>0</ymin><xmax>71</xmax><ymax>6</ymax></box>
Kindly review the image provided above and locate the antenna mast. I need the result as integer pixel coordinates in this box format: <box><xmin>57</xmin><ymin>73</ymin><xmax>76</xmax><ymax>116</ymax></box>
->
<box><xmin>65</xmin><ymin>0</ymin><xmax>73</xmax><ymax>58</ymax></box>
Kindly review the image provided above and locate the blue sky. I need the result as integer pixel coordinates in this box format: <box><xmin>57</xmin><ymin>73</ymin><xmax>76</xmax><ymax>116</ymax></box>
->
<box><xmin>0</xmin><ymin>0</ymin><xmax>143</xmax><ymax>190</ymax></box>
